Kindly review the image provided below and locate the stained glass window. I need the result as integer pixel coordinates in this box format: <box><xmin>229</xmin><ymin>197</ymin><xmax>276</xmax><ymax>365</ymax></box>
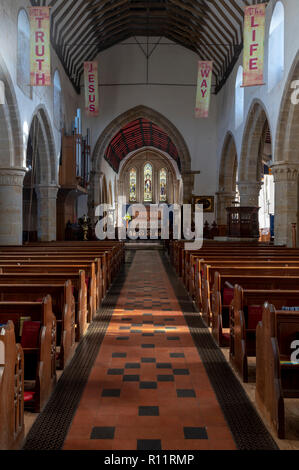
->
<box><xmin>144</xmin><ymin>163</ymin><xmax>152</xmax><ymax>202</ymax></box>
<box><xmin>159</xmin><ymin>168</ymin><xmax>167</xmax><ymax>202</ymax></box>
<box><xmin>129</xmin><ymin>168</ymin><xmax>137</xmax><ymax>202</ymax></box>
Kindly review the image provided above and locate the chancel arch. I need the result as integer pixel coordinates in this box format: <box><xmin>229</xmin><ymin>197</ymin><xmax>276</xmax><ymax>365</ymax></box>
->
<box><xmin>89</xmin><ymin>105</ymin><xmax>193</xmax><ymax>220</ymax></box>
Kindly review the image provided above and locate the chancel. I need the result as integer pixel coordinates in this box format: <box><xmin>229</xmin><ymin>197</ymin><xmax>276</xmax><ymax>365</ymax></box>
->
<box><xmin>1</xmin><ymin>0</ymin><xmax>299</xmax><ymax>454</ymax></box>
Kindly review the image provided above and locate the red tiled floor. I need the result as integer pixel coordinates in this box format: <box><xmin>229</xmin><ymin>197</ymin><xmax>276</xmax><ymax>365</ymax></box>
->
<box><xmin>63</xmin><ymin>250</ymin><xmax>236</xmax><ymax>450</ymax></box>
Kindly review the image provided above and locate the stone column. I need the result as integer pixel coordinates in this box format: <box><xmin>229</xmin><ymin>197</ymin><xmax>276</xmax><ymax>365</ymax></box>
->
<box><xmin>35</xmin><ymin>185</ymin><xmax>59</xmax><ymax>241</ymax></box>
<box><xmin>237</xmin><ymin>181</ymin><xmax>262</xmax><ymax>207</ymax></box>
<box><xmin>216</xmin><ymin>191</ymin><xmax>235</xmax><ymax>225</ymax></box>
<box><xmin>271</xmin><ymin>162</ymin><xmax>299</xmax><ymax>247</ymax></box>
<box><xmin>0</xmin><ymin>168</ymin><xmax>25</xmax><ymax>245</ymax></box>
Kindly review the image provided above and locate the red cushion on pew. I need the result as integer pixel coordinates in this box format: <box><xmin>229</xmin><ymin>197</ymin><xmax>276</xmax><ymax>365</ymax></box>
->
<box><xmin>222</xmin><ymin>332</ymin><xmax>230</xmax><ymax>341</ymax></box>
<box><xmin>85</xmin><ymin>277</ymin><xmax>89</xmax><ymax>288</ymax></box>
<box><xmin>248</xmin><ymin>305</ymin><xmax>263</xmax><ymax>330</ymax></box>
<box><xmin>36</xmin><ymin>298</ymin><xmax>43</xmax><ymax>302</ymax></box>
<box><xmin>223</xmin><ymin>288</ymin><xmax>234</xmax><ymax>306</ymax></box>
<box><xmin>24</xmin><ymin>392</ymin><xmax>35</xmax><ymax>402</ymax></box>
<box><xmin>21</xmin><ymin>321</ymin><xmax>41</xmax><ymax>348</ymax></box>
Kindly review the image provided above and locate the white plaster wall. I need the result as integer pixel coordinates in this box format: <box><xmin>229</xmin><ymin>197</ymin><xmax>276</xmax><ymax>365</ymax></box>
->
<box><xmin>217</xmin><ymin>0</ymin><xmax>299</xmax><ymax>174</ymax></box>
<box><xmin>79</xmin><ymin>37</ymin><xmax>219</xmax><ymax>214</ymax></box>
<box><xmin>0</xmin><ymin>0</ymin><xmax>79</xmax><ymax>180</ymax></box>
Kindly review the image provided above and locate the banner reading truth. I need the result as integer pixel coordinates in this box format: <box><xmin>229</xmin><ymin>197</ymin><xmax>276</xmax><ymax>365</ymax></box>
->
<box><xmin>243</xmin><ymin>4</ymin><xmax>266</xmax><ymax>87</ymax></box>
<box><xmin>84</xmin><ymin>62</ymin><xmax>99</xmax><ymax>117</ymax></box>
<box><xmin>195</xmin><ymin>61</ymin><xmax>213</xmax><ymax>119</ymax></box>
<box><xmin>30</xmin><ymin>7</ymin><xmax>51</xmax><ymax>86</ymax></box>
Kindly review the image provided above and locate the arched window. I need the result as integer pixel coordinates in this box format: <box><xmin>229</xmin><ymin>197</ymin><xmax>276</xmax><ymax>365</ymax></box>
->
<box><xmin>53</xmin><ymin>70</ymin><xmax>62</xmax><ymax>130</ymax></box>
<box><xmin>144</xmin><ymin>163</ymin><xmax>152</xmax><ymax>202</ymax></box>
<box><xmin>235</xmin><ymin>66</ymin><xmax>244</xmax><ymax>129</ymax></box>
<box><xmin>129</xmin><ymin>168</ymin><xmax>137</xmax><ymax>202</ymax></box>
<box><xmin>159</xmin><ymin>168</ymin><xmax>167</xmax><ymax>202</ymax></box>
<box><xmin>268</xmin><ymin>2</ymin><xmax>284</xmax><ymax>91</ymax></box>
<box><xmin>17</xmin><ymin>9</ymin><xmax>31</xmax><ymax>98</ymax></box>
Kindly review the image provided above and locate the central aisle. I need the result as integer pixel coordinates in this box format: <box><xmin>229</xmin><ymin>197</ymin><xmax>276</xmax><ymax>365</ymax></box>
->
<box><xmin>63</xmin><ymin>250</ymin><xmax>236</xmax><ymax>450</ymax></box>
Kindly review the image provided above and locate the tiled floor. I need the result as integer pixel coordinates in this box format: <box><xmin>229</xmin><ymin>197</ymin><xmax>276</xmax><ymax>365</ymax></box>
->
<box><xmin>63</xmin><ymin>250</ymin><xmax>236</xmax><ymax>450</ymax></box>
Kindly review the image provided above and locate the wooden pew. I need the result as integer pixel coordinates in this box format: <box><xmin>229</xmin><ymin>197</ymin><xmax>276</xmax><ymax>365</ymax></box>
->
<box><xmin>0</xmin><ymin>321</ymin><xmax>24</xmax><ymax>450</ymax></box>
<box><xmin>0</xmin><ymin>281</ymin><xmax>75</xmax><ymax>369</ymax></box>
<box><xmin>0</xmin><ymin>295</ymin><xmax>56</xmax><ymax>412</ymax></box>
<box><xmin>201</xmin><ymin>264</ymin><xmax>299</xmax><ymax>326</ymax></box>
<box><xmin>0</xmin><ymin>263</ymin><xmax>97</xmax><ymax>321</ymax></box>
<box><xmin>211</xmin><ymin>273</ymin><xmax>299</xmax><ymax>347</ymax></box>
<box><xmin>256</xmin><ymin>303</ymin><xmax>299</xmax><ymax>439</ymax></box>
<box><xmin>231</xmin><ymin>286</ymin><xmax>299</xmax><ymax>383</ymax></box>
<box><xmin>0</xmin><ymin>271</ymin><xmax>87</xmax><ymax>341</ymax></box>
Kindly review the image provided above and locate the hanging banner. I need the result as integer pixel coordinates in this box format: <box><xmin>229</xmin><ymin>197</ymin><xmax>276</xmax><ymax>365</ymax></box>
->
<box><xmin>243</xmin><ymin>3</ymin><xmax>266</xmax><ymax>87</ymax></box>
<box><xmin>29</xmin><ymin>7</ymin><xmax>51</xmax><ymax>86</ymax></box>
<box><xmin>84</xmin><ymin>62</ymin><xmax>99</xmax><ymax>117</ymax></box>
<box><xmin>195</xmin><ymin>61</ymin><xmax>213</xmax><ymax>119</ymax></box>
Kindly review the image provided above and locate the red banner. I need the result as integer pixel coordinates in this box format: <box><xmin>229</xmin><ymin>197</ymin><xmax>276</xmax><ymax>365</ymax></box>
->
<box><xmin>84</xmin><ymin>62</ymin><xmax>99</xmax><ymax>117</ymax></box>
<box><xmin>243</xmin><ymin>4</ymin><xmax>266</xmax><ymax>87</ymax></box>
<box><xmin>30</xmin><ymin>7</ymin><xmax>51</xmax><ymax>86</ymax></box>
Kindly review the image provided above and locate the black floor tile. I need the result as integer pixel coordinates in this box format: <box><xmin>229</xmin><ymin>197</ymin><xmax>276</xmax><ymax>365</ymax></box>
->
<box><xmin>157</xmin><ymin>375</ymin><xmax>174</xmax><ymax>382</ymax></box>
<box><xmin>176</xmin><ymin>389</ymin><xmax>196</xmax><ymax>398</ymax></box>
<box><xmin>142</xmin><ymin>333</ymin><xmax>154</xmax><ymax>337</ymax></box>
<box><xmin>137</xmin><ymin>439</ymin><xmax>161</xmax><ymax>450</ymax></box>
<box><xmin>184</xmin><ymin>427</ymin><xmax>208</xmax><ymax>440</ymax></box>
<box><xmin>170</xmin><ymin>353</ymin><xmax>185</xmax><ymax>358</ymax></box>
<box><xmin>102</xmin><ymin>389</ymin><xmax>121</xmax><ymax>397</ymax></box>
<box><xmin>112</xmin><ymin>353</ymin><xmax>127</xmax><ymax>358</ymax></box>
<box><xmin>167</xmin><ymin>337</ymin><xmax>180</xmax><ymax>341</ymax></box>
<box><xmin>141</xmin><ymin>357</ymin><xmax>156</xmax><ymax>363</ymax></box>
<box><xmin>140</xmin><ymin>382</ymin><xmax>157</xmax><ymax>389</ymax></box>
<box><xmin>131</xmin><ymin>329</ymin><xmax>142</xmax><ymax>333</ymax></box>
<box><xmin>116</xmin><ymin>337</ymin><xmax>130</xmax><ymax>340</ymax></box>
<box><xmin>156</xmin><ymin>363</ymin><xmax>172</xmax><ymax>369</ymax></box>
<box><xmin>173</xmin><ymin>369</ymin><xmax>189</xmax><ymax>375</ymax></box>
<box><xmin>90</xmin><ymin>427</ymin><xmax>115</xmax><ymax>439</ymax></box>
<box><xmin>107</xmin><ymin>369</ymin><xmax>124</xmax><ymax>375</ymax></box>
<box><xmin>125</xmin><ymin>363</ymin><xmax>140</xmax><ymax>369</ymax></box>
<box><xmin>123</xmin><ymin>375</ymin><xmax>140</xmax><ymax>382</ymax></box>
<box><xmin>141</xmin><ymin>344</ymin><xmax>155</xmax><ymax>348</ymax></box>
<box><xmin>139</xmin><ymin>406</ymin><xmax>159</xmax><ymax>416</ymax></box>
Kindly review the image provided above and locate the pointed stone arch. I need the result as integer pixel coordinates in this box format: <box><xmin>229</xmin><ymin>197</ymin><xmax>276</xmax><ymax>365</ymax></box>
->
<box><xmin>216</xmin><ymin>132</ymin><xmax>238</xmax><ymax>226</ymax></box>
<box><xmin>91</xmin><ymin>105</ymin><xmax>193</xmax><ymax>209</ymax></box>
<box><xmin>239</xmin><ymin>100</ymin><xmax>271</xmax><ymax>207</ymax></box>
<box><xmin>272</xmin><ymin>50</ymin><xmax>299</xmax><ymax>245</ymax></box>
<box><xmin>0</xmin><ymin>53</ymin><xmax>24</xmax><ymax>244</ymax></box>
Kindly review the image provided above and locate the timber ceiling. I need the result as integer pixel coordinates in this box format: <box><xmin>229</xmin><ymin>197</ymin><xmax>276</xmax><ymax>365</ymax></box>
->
<box><xmin>30</xmin><ymin>0</ymin><xmax>266</xmax><ymax>94</ymax></box>
<box><xmin>105</xmin><ymin>118</ymin><xmax>181</xmax><ymax>171</ymax></box>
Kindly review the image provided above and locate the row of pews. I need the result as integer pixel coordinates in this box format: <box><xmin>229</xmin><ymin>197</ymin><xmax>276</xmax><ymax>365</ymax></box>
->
<box><xmin>0</xmin><ymin>241</ymin><xmax>124</xmax><ymax>450</ymax></box>
<box><xmin>169</xmin><ymin>240</ymin><xmax>299</xmax><ymax>440</ymax></box>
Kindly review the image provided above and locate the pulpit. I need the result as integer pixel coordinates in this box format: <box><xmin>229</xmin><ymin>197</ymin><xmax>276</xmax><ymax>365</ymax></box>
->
<box><xmin>226</xmin><ymin>206</ymin><xmax>259</xmax><ymax>239</ymax></box>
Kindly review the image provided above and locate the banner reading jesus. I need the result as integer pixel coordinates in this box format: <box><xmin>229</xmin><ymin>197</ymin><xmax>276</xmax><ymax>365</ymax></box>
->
<box><xmin>243</xmin><ymin>4</ymin><xmax>266</xmax><ymax>87</ymax></box>
<box><xmin>84</xmin><ymin>62</ymin><xmax>99</xmax><ymax>117</ymax></box>
<box><xmin>195</xmin><ymin>61</ymin><xmax>213</xmax><ymax>119</ymax></box>
<box><xmin>29</xmin><ymin>7</ymin><xmax>51</xmax><ymax>86</ymax></box>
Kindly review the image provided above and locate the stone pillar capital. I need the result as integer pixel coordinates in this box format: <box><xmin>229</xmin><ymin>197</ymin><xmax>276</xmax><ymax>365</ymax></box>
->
<box><xmin>0</xmin><ymin>167</ymin><xmax>26</xmax><ymax>187</ymax></box>
<box><xmin>237</xmin><ymin>181</ymin><xmax>262</xmax><ymax>207</ymax></box>
<box><xmin>270</xmin><ymin>162</ymin><xmax>299</xmax><ymax>182</ymax></box>
<box><xmin>35</xmin><ymin>184</ymin><xmax>59</xmax><ymax>200</ymax></box>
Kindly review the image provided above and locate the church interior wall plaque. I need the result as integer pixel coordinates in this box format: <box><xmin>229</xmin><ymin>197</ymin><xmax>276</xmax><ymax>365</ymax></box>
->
<box><xmin>192</xmin><ymin>196</ymin><xmax>214</xmax><ymax>213</ymax></box>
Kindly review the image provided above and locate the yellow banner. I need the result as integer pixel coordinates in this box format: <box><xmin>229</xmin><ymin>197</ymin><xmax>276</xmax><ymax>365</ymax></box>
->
<box><xmin>195</xmin><ymin>61</ymin><xmax>213</xmax><ymax>119</ymax></box>
<box><xmin>30</xmin><ymin>7</ymin><xmax>51</xmax><ymax>86</ymax></box>
<box><xmin>84</xmin><ymin>62</ymin><xmax>99</xmax><ymax>117</ymax></box>
<box><xmin>243</xmin><ymin>4</ymin><xmax>266</xmax><ymax>87</ymax></box>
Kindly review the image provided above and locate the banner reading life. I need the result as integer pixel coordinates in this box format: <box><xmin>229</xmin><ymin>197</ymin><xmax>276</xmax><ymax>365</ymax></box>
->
<box><xmin>30</xmin><ymin>7</ymin><xmax>51</xmax><ymax>86</ymax></box>
<box><xmin>243</xmin><ymin>4</ymin><xmax>266</xmax><ymax>87</ymax></box>
<box><xmin>195</xmin><ymin>61</ymin><xmax>213</xmax><ymax>118</ymax></box>
<box><xmin>84</xmin><ymin>62</ymin><xmax>99</xmax><ymax>117</ymax></box>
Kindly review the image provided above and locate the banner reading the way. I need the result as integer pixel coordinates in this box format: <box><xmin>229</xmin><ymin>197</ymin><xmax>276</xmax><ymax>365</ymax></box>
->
<box><xmin>30</xmin><ymin>7</ymin><xmax>51</xmax><ymax>86</ymax></box>
<box><xmin>243</xmin><ymin>3</ymin><xmax>266</xmax><ymax>87</ymax></box>
<box><xmin>84</xmin><ymin>62</ymin><xmax>99</xmax><ymax>117</ymax></box>
<box><xmin>195</xmin><ymin>61</ymin><xmax>213</xmax><ymax>119</ymax></box>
